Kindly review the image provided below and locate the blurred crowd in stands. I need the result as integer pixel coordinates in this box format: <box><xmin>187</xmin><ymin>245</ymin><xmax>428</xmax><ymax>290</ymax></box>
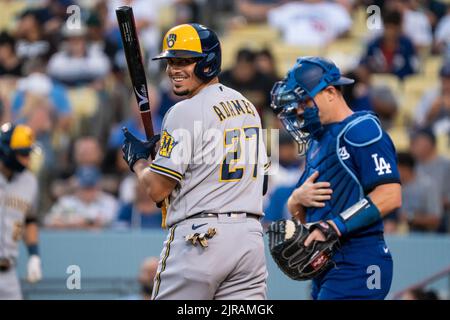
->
<box><xmin>0</xmin><ymin>0</ymin><xmax>449</xmax><ymax>234</ymax></box>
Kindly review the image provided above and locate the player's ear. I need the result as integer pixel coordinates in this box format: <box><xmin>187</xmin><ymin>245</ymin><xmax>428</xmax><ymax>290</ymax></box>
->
<box><xmin>323</xmin><ymin>86</ymin><xmax>335</xmax><ymax>102</ymax></box>
<box><xmin>327</xmin><ymin>86</ymin><xmax>341</xmax><ymax>102</ymax></box>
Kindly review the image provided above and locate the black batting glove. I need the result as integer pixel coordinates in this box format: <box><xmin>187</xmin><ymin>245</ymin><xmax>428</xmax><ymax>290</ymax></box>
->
<box><xmin>121</xmin><ymin>127</ymin><xmax>160</xmax><ymax>172</ymax></box>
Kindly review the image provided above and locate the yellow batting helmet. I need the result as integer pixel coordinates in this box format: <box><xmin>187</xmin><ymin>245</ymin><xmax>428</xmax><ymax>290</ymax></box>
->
<box><xmin>0</xmin><ymin>123</ymin><xmax>34</xmax><ymax>172</ymax></box>
<box><xmin>153</xmin><ymin>23</ymin><xmax>221</xmax><ymax>82</ymax></box>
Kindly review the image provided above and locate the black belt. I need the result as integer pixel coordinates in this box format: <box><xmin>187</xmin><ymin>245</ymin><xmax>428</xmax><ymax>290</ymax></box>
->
<box><xmin>0</xmin><ymin>258</ymin><xmax>12</xmax><ymax>272</ymax></box>
<box><xmin>188</xmin><ymin>212</ymin><xmax>261</xmax><ymax>221</ymax></box>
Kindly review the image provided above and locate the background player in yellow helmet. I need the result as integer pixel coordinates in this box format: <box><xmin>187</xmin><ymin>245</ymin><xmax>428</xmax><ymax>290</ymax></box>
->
<box><xmin>0</xmin><ymin>123</ymin><xmax>42</xmax><ymax>299</ymax></box>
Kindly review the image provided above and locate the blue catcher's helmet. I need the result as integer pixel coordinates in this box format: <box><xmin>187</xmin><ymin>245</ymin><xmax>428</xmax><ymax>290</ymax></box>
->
<box><xmin>153</xmin><ymin>23</ymin><xmax>221</xmax><ymax>82</ymax></box>
<box><xmin>270</xmin><ymin>56</ymin><xmax>354</xmax><ymax>154</ymax></box>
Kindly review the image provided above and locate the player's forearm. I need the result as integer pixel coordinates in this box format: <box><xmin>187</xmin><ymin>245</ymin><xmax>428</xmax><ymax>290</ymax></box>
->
<box><xmin>287</xmin><ymin>194</ymin><xmax>299</xmax><ymax>214</ymax></box>
<box><xmin>331</xmin><ymin>183</ymin><xmax>402</xmax><ymax>236</ymax></box>
<box><xmin>134</xmin><ymin>159</ymin><xmax>151</xmax><ymax>181</ymax></box>
<box><xmin>287</xmin><ymin>194</ymin><xmax>306</xmax><ymax>222</ymax></box>
<box><xmin>367</xmin><ymin>183</ymin><xmax>402</xmax><ymax>218</ymax></box>
<box><xmin>25</xmin><ymin>223</ymin><xmax>40</xmax><ymax>257</ymax></box>
<box><xmin>134</xmin><ymin>159</ymin><xmax>177</xmax><ymax>203</ymax></box>
<box><xmin>134</xmin><ymin>159</ymin><xmax>155</xmax><ymax>199</ymax></box>
<box><xmin>24</xmin><ymin>223</ymin><xmax>39</xmax><ymax>246</ymax></box>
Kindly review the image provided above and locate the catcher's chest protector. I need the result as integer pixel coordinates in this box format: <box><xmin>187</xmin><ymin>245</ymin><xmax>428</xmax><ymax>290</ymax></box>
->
<box><xmin>300</xmin><ymin>112</ymin><xmax>372</xmax><ymax>224</ymax></box>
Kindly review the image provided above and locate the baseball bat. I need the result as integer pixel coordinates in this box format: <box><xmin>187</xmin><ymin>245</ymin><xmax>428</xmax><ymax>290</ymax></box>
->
<box><xmin>116</xmin><ymin>6</ymin><xmax>156</xmax><ymax>159</ymax></box>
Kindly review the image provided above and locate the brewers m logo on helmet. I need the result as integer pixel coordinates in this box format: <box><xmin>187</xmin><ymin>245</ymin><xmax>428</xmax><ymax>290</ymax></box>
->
<box><xmin>167</xmin><ymin>33</ymin><xmax>177</xmax><ymax>48</ymax></box>
<box><xmin>159</xmin><ymin>130</ymin><xmax>177</xmax><ymax>158</ymax></box>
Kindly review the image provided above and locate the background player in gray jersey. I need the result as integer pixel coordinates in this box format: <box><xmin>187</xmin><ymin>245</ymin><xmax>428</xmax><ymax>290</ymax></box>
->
<box><xmin>0</xmin><ymin>123</ymin><xmax>42</xmax><ymax>299</ymax></box>
<box><xmin>121</xmin><ymin>23</ymin><xmax>269</xmax><ymax>300</ymax></box>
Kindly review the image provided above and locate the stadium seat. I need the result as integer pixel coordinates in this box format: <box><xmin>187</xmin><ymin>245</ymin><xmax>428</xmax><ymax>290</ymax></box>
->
<box><xmin>397</xmin><ymin>75</ymin><xmax>438</xmax><ymax>127</ymax></box>
<box><xmin>349</xmin><ymin>7</ymin><xmax>370</xmax><ymax>39</ymax></box>
<box><xmin>226</xmin><ymin>24</ymin><xmax>280</xmax><ymax>43</ymax></box>
<box><xmin>403</xmin><ymin>74</ymin><xmax>438</xmax><ymax>103</ymax></box>
<box><xmin>326</xmin><ymin>38</ymin><xmax>364</xmax><ymax>56</ymax></box>
<box><xmin>220</xmin><ymin>35</ymin><xmax>266</xmax><ymax>70</ymax></box>
<box><xmin>325</xmin><ymin>39</ymin><xmax>365</xmax><ymax>73</ymax></box>
<box><xmin>397</xmin><ymin>94</ymin><xmax>419</xmax><ymax>127</ymax></box>
<box><xmin>387</xmin><ymin>126</ymin><xmax>410</xmax><ymax>152</ymax></box>
<box><xmin>67</xmin><ymin>87</ymin><xmax>98</xmax><ymax>118</ymax></box>
<box><xmin>437</xmin><ymin>133</ymin><xmax>450</xmax><ymax>158</ymax></box>
<box><xmin>220</xmin><ymin>24</ymin><xmax>281</xmax><ymax>69</ymax></box>
<box><xmin>67</xmin><ymin>87</ymin><xmax>99</xmax><ymax>136</ymax></box>
<box><xmin>157</xmin><ymin>4</ymin><xmax>176</xmax><ymax>30</ymax></box>
<box><xmin>371</xmin><ymin>74</ymin><xmax>402</xmax><ymax>97</ymax></box>
<box><xmin>270</xmin><ymin>43</ymin><xmax>324</xmax><ymax>77</ymax></box>
<box><xmin>0</xmin><ymin>0</ymin><xmax>28</xmax><ymax>31</ymax></box>
<box><xmin>423</xmin><ymin>56</ymin><xmax>443</xmax><ymax>78</ymax></box>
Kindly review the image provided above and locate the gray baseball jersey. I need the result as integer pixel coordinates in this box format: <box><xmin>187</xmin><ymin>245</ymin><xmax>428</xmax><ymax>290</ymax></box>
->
<box><xmin>0</xmin><ymin>169</ymin><xmax>38</xmax><ymax>300</ymax></box>
<box><xmin>150</xmin><ymin>83</ymin><xmax>269</xmax><ymax>228</ymax></box>
<box><xmin>0</xmin><ymin>170</ymin><xmax>38</xmax><ymax>261</ymax></box>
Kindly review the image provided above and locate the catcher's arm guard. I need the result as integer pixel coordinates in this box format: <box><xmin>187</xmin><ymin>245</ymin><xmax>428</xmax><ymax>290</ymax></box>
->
<box><xmin>267</xmin><ymin>220</ymin><xmax>340</xmax><ymax>281</ymax></box>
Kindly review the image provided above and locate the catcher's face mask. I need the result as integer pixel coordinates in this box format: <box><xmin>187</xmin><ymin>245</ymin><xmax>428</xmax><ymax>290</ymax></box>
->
<box><xmin>270</xmin><ymin>80</ymin><xmax>322</xmax><ymax>155</ymax></box>
<box><xmin>271</xmin><ymin>57</ymin><xmax>355</xmax><ymax>155</ymax></box>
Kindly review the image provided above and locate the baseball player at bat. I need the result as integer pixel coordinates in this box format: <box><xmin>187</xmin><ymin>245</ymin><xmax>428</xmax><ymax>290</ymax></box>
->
<box><xmin>269</xmin><ymin>57</ymin><xmax>402</xmax><ymax>299</ymax></box>
<box><xmin>121</xmin><ymin>23</ymin><xmax>270</xmax><ymax>300</ymax></box>
<box><xmin>0</xmin><ymin>123</ymin><xmax>42</xmax><ymax>300</ymax></box>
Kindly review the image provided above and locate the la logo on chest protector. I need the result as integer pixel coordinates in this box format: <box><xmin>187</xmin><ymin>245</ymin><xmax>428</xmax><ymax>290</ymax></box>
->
<box><xmin>339</xmin><ymin>146</ymin><xmax>350</xmax><ymax>160</ymax></box>
<box><xmin>371</xmin><ymin>153</ymin><xmax>392</xmax><ymax>176</ymax></box>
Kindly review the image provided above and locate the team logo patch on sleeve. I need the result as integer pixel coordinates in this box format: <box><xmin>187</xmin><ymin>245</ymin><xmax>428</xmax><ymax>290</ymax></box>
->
<box><xmin>371</xmin><ymin>153</ymin><xmax>392</xmax><ymax>175</ymax></box>
<box><xmin>159</xmin><ymin>130</ymin><xmax>177</xmax><ymax>158</ymax></box>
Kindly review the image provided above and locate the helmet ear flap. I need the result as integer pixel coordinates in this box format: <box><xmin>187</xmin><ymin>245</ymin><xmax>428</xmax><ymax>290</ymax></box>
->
<box><xmin>0</xmin><ymin>143</ymin><xmax>10</xmax><ymax>159</ymax></box>
<box><xmin>194</xmin><ymin>51</ymin><xmax>221</xmax><ymax>82</ymax></box>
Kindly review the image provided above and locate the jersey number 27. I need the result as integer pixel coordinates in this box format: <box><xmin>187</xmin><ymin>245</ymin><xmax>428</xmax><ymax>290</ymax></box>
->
<box><xmin>220</xmin><ymin>127</ymin><xmax>260</xmax><ymax>182</ymax></box>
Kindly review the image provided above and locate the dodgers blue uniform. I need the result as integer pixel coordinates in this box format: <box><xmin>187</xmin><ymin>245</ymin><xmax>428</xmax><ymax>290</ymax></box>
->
<box><xmin>296</xmin><ymin>111</ymin><xmax>400</xmax><ymax>299</ymax></box>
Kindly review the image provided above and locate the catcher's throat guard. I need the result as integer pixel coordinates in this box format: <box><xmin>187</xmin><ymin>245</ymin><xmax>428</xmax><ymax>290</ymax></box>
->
<box><xmin>267</xmin><ymin>219</ymin><xmax>340</xmax><ymax>281</ymax></box>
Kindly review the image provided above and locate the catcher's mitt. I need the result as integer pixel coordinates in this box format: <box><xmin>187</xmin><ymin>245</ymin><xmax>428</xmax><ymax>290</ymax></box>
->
<box><xmin>266</xmin><ymin>220</ymin><xmax>340</xmax><ymax>281</ymax></box>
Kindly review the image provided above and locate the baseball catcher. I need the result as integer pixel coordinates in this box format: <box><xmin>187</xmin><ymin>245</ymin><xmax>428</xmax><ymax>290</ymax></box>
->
<box><xmin>269</xmin><ymin>57</ymin><xmax>401</xmax><ymax>299</ymax></box>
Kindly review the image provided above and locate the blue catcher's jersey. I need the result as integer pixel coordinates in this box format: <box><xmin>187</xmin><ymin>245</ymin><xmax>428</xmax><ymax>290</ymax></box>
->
<box><xmin>296</xmin><ymin>111</ymin><xmax>400</xmax><ymax>237</ymax></box>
